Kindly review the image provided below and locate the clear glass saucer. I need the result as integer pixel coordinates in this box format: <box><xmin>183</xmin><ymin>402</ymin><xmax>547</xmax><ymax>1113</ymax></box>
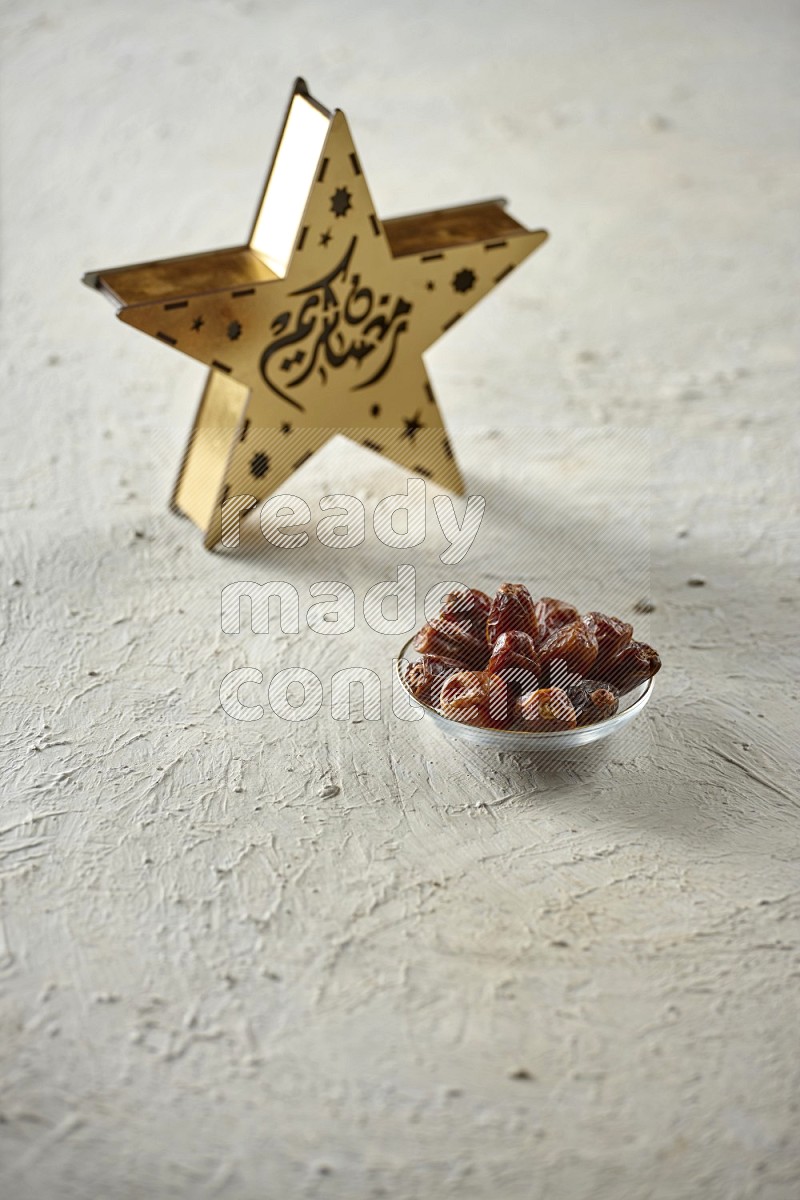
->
<box><xmin>395</xmin><ymin>638</ymin><xmax>654</xmax><ymax>751</ymax></box>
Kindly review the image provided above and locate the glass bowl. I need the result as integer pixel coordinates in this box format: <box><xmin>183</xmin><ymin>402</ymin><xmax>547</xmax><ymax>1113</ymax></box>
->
<box><xmin>395</xmin><ymin>638</ymin><xmax>654</xmax><ymax>751</ymax></box>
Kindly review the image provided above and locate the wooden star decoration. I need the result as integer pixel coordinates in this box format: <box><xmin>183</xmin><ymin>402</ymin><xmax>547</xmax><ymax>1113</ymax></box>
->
<box><xmin>84</xmin><ymin>79</ymin><xmax>548</xmax><ymax>549</ymax></box>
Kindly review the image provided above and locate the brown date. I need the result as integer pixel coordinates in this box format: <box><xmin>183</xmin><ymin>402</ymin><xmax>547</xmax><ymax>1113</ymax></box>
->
<box><xmin>601</xmin><ymin>640</ymin><xmax>661</xmax><ymax>695</ymax></box>
<box><xmin>486</xmin><ymin>630</ymin><xmax>541</xmax><ymax>695</ymax></box>
<box><xmin>404</xmin><ymin>661</ymin><xmax>437</xmax><ymax>706</ymax></box>
<box><xmin>404</xmin><ymin>655</ymin><xmax>462</xmax><ymax>707</ymax></box>
<box><xmin>582</xmin><ymin>611</ymin><xmax>633</xmax><ymax>674</ymax></box>
<box><xmin>440</xmin><ymin>670</ymin><xmax>511</xmax><ymax>727</ymax></box>
<box><xmin>515</xmin><ymin>687</ymin><xmax>577</xmax><ymax>731</ymax></box>
<box><xmin>439</xmin><ymin>587</ymin><xmax>492</xmax><ymax>632</ymax></box>
<box><xmin>422</xmin><ymin>653</ymin><xmax>464</xmax><ymax>672</ymax></box>
<box><xmin>413</xmin><ymin>615</ymin><xmax>489</xmax><ymax>669</ymax></box>
<box><xmin>565</xmin><ymin>678</ymin><xmax>619</xmax><ymax>726</ymax></box>
<box><xmin>486</xmin><ymin>583</ymin><xmax>540</xmax><ymax>646</ymax></box>
<box><xmin>534</xmin><ymin>596</ymin><xmax>580</xmax><ymax>644</ymax></box>
<box><xmin>538</xmin><ymin>618</ymin><xmax>599</xmax><ymax>682</ymax></box>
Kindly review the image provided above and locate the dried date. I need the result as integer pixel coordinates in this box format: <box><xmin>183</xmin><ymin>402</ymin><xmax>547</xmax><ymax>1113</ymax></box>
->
<box><xmin>486</xmin><ymin>583</ymin><xmax>540</xmax><ymax>646</ymax></box>
<box><xmin>565</xmin><ymin>678</ymin><xmax>620</xmax><ymax>726</ymax></box>
<box><xmin>413</xmin><ymin>614</ymin><xmax>489</xmax><ymax>669</ymax></box>
<box><xmin>486</xmin><ymin>630</ymin><xmax>541</xmax><ymax>695</ymax></box>
<box><xmin>439</xmin><ymin>587</ymin><xmax>492</xmax><ymax>632</ymax></box>
<box><xmin>534</xmin><ymin>596</ymin><xmax>580</xmax><ymax>643</ymax></box>
<box><xmin>404</xmin><ymin>661</ymin><xmax>436</xmax><ymax>706</ymax></box>
<box><xmin>601</xmin><ymin>640</ymin><xmax>661</xmax><ymax>695</ymax></box>
<box><xmin>404</xmin><ymin>654</ymin><xmax>462</xmax><ymax>707</ymax></box>
<box><xmin>440</xmin><ymin>670</ymin><xmax>511</xmax><ymax>727</ymax></box>
<box><xmin>515</xmin><ymin>687</ymin><xmax>577</xmax><ymax>731</ymax></box>
<box><xmin>538</xmin><ymin>618</ymin><xmax>598</xmax><ymax>681</ymax></box>
<box><xmin>582</xmin><ymin>611</ymin><xmax>633</xmax><ymax>674</ymax></box>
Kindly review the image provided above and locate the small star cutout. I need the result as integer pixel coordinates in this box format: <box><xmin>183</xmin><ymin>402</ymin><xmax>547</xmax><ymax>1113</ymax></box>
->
<box><xmin>330</xmin><ymin>187</ymin><xmax>352</xmax><ymax>218</ymax></box>
<box><xmin>452</xmin><ymin>268</ymin><xmax>476</xmax><ymax>294</ymax></box>
<box><xmin>191</xmin><ymin>315</ymin><xmax>204</xmax><ymax>331</ymax></box>
<box><xmin>227</xmin><ymin>320</ymin><xmax>242</xmax><ymax>340</ymax></box>
<box><xmin>401</xmin><ymin>411</ymin><xmax>424</xmax><ymax>441</ymax></box>
<box><xmin>250</xmin><ymin>452</ymin><xmax>269</xmax><ymax>478</ymax></box>
<box><xmin>319</xmin><ymin>229</ymin><xmax>332</xmax><ymax>247</ymax></box>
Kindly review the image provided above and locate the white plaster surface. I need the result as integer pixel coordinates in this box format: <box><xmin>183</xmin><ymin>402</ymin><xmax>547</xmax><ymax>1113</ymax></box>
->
<box><xmin>1</xmin><ymin>1</ymin><xmax>799</xmax><ymax>1197</ymax></box>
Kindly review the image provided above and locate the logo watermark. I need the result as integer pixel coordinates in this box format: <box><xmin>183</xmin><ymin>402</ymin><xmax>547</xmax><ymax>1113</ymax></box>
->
<box><xmin>219</xmin><ymin>479</ymin><xmax>486</xmax><ymax>722</ymax></box>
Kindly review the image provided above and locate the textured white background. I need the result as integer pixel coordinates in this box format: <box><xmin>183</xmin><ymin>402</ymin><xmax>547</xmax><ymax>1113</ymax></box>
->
<box><xmin>1</xmin><ymin>1</ymin><xmax>799</xmax><ymax>1197</ymax></box>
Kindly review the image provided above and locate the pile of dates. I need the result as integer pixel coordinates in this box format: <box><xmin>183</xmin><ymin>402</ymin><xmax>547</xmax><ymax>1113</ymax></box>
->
<box><xmin>404</xmin><ymin>583</ymin><xmax>661</xmax><ymax>731</ymax></box>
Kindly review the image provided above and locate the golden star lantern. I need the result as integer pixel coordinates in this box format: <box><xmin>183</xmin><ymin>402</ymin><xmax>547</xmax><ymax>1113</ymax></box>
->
<box><xmin>84</xmin><ymin>79</ymin><xmax>548</xmax><ymax>549</ymax></box>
